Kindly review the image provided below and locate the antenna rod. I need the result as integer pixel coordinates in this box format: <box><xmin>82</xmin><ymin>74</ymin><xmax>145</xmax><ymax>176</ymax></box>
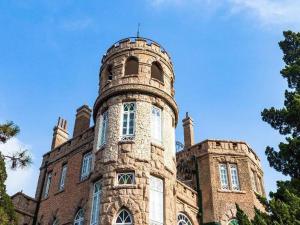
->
<box><xmin>137</xmin><ymin>23</ymin><xmax>140</xmax><ymax>37</ymax></box>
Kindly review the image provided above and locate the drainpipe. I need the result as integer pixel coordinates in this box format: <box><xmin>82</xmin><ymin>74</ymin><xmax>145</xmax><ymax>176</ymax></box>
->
<box><xmin>193</xmin><ymin>155</ymin><xmax>203</xmax><ymax>225</ymax></box>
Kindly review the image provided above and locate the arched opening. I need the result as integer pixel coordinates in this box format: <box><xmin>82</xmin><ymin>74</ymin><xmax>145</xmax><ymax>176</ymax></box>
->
<box><xmin>177</xmin><ymin>213</ymin><xmax>192</xmax><ymax>225</ymax></box>
<box><xmin>102</xmin><ymin>64</ymin><xmax>113</xmax><ymax>82</ymax></box>
<box><xmin>115</xmin><ymin>209</ymin><xmax>133</xmax><ymax>225</ymax></box>
<box><xmin>151</xmin><ymin>61</ymin><xmax>164</xmax><ymax>83</ymax></box>
<box><xmin>228</xmin><ymin>219</ymin><xmax>239</xmax><ymax>225</ymax></box>
<box><xmin>74</xmin><ymin>209</ymin><xmax>84</xmax><ymax>225</ymax></box>
<box><xmin>125</xmin><ymin>57</ymin><xmax>139</xmax><ymax>75</ymax></box>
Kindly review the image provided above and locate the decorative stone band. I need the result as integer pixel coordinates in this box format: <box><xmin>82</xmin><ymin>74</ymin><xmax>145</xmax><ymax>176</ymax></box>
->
<box><xmin>93</xmin><ymin>83</ymin><xmax>179</xmax><ymax>125</ymax></box>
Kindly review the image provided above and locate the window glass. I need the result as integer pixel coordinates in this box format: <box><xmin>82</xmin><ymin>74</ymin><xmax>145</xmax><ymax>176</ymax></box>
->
<box><xmin>117</xmin><ymin>172</ymin><xmax>135</xmax><ymax>185</ymax></box>
<box><xmin>59</xmin><ymin>164</ymin><xmax>67</xmax><ymax>191</ymax></box>
<box><xmin>115</xmin><ymin>209</ymin><xmax>133</xmax><ymax>225</ymax></box>
<box><xmin>74</xmin><ymin>209</ymin><xmax>84</xmax><ymax>225</ymax></box>
<box><xmin>122</xmin><ymin>103</ymin><xmax>136</xmax><ymax>140</ymax></box>
<box><xmin>149</xmin><ymin>176</ymin><xmax>164</xmax><ymax>225</ymax></box>
<box><xmin>90</xmin><ymin>181</ymin><xmax>101</xmax><ymax>225</ymax></box>
<box><xmin>81</xmin><ymin>152</ymin><xmax>92</xmax><ymax>180</ymax></box>
<box><xmin>125</xmin><ymin>57</ymin><xmax>138</xmax><ymax>75</ymax></box>
<box><xmin>177</xmin><ymin>213</ymin><xmax>192</xmax><ymax>225</ymax></box>
<box><xmin>250</xmin><ymin>170</ymin><xmax>257</xmax><ymax>192</ymax></box>
<box><xmin>219</xmin><ymin>164</ymin><xmax>229</xmax><ymax>190</ymax></box>
<box><xmin>97</xmin><ymin>110</ymin><xmax>108</xmax><ymax>148</ymax></box>
<box><xmin>151</xmin><ymin>62</ymin><xmax>164</xmax><ymax>83</ymax></box>
<box><xmin>151</xmin><ymin>106</ymin><xmax>162</xmax><ymax>142</ymax></box>
<box><xmin>230</xmin><ymin>164</ymin><xmax>240</xmax><ymax>190</ymax></box>
<box><xmin>44</xmin><ymin>172</ymin><xmax>52</xmax><ymax>198</ymax></box>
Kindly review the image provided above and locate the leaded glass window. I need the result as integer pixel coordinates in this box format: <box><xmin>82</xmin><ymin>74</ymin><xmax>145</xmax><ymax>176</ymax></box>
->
<box><xmin>117</xmin><ymin>172</ymin><xmax>135</xmax><ymax>185</ymax></box>
<box><xmin>97</xmin><ymin>110</ymin><xmax>108</xmax><ymax>148</ymax></box>
<box><xmin>228</xmin><ymin>219</ymin><xmax>239</xmax><ymax>225</ymax></box>
<box><xmin>151</xmin><ymin>106</ymin><xmax>162</xmax><ymax>142</ymax></box>
<box><xmin>177</xmin><ymin>213</ymin><xmax>192</xmax><ymax>225</ymax></box>
<box><xmin>90</xmin><ymin>181</ymin><xmax>101</xmax><ymax>225</ymax></box>
<box><xmin>149</xmin><ymin>176</ymin><xmax>164</xmax><ymax>225</ymax></box>
<box><xmin>219</xmin><ymin>164</ymin><xmax>229</xmax><ymax>190</ymax></box>
<box><xmin>250</xmin><ymin>170</ymin><xmax>257</xmax><ymax>192</ymax></box>
<box><xmin>59</xmin><ymin>164</ymin><xmax>67</xmax><ymax>191</ymax></box>
<box><xmin>230</xmin><ymin>164</ymin><xmax>240</xmax><ymax>190</ymax></box>
<box><xmin>81</xmin><ymin>152</ymin><xmax>92</xmax><ymax>180</ymax></box>
<box><xmin>122</xmin><ymin>103</ymin><xmax>136</xmax><ymax>139</ymax></box>
<box><xmin>44</xmin><ymin>172</ymin><xmax>52</xmax><ymax>198</ymax></box>
<box><xmin>115</xmin><ymin>209</ymin><xmax>133</xmax><ymax>225</ymax></box>
<box><xmin>74</xmin><ymin>209</ymin><xmax>84</xmax><ymax>225</ymax></box>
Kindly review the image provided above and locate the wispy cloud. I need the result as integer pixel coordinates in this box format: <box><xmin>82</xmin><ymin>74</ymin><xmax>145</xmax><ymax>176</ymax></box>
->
<box><xmin>148</xmin><ymin>0</ymin><xmax>300</xmax><ymax>27</ymax></box>
<box><xmin>61</xmin><ymin>17</ymin><xmax>93</xmax><ymax>31</ymax></box>
<box><xmin>1</xmin><ymin>138</ymin><xmax>38</xmax><ymax>197</ymax></box>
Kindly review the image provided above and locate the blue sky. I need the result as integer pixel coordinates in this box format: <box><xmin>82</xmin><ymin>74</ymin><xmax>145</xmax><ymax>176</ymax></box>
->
<box><xmin>1</xmin><ymin>0</ymin><xmax>299</xmax><ymax>197</ymax></box>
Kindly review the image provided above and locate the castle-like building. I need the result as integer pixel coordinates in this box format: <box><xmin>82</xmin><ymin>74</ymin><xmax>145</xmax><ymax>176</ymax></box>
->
<box><xmin>12</xmin><ymin>37</ymin><xmax>265</xmax><ymax>225</ymax></box>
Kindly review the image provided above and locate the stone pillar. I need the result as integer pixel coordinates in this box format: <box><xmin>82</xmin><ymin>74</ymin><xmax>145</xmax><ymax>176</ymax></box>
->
<box><xmin>73</xmin><ymin>105</ymin><xmax>92</xmax><ymax>137</ymax></box>
<box><xmin>51</xmin><ymin>117</ymin><xmax>68</xmax><ymax>150</ymax></box>
<box><xmin>182</xmin><ymin>112</ymin><xmax>194</xmax><ymax>148</ymax></box>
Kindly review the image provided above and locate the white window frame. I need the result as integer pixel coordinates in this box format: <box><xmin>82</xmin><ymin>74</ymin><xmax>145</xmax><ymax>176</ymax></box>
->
<box><xmin>149</xmin><ymin>175</ymin><xmax>164</xmax><ymax>225</ymax></box>
<box><xmin>219</xmin><ymin>164</ymin><xmax>229</xmax><ymax>190</ymax></box>
<box><xmin>121</xmin><ymin>102</ymin><xmax>136</xmax><ymax>140</ymax></box>
<box><xmin>97</xmin><ymin>110</ymin><xmax>108</xmax><ymax>149</ymax></box>
<box><xmin>44</xmin><ymin>172</ymin><xmax>52</xmax><ymax>198</ymax></box>
<box><xmin>81</xmin><ymin>152</ymin><xmax>92</xmax><ymax>180</ymax></box>
<box><xmin>117</xmin><ymin>172</ymin><xmax>135</xmax><ymax>185</ymax></box>
<box><xmin>74</xmin><ymin>209</ymin><xmax>84</xmax><ymax>225</ymax></box>
<box><xmin>250</xmin><ymin>170</ymin><xmax>258</xmax><ymax>192</ymax></box>
<box><xmin>177</xmin><ymin>213</ymin><xmax>193</xmax><ymax>225</ymax></box>
<box><xmin>229</xmin><ymin>164</ymin><xmax>240</xmax><ymax>190</ymax></box>
<box><xmin>115</xmin><ymin>209</ymin><xmax>133</xmax><ymax>225</ymax></box>
<box><xmin>151</xmin><ymin>105</ymin><xmax>162</xmax><ymax>142</ymax></box>
<box><xmin>90</xmin><ymin>181</ymin><xmax>101</xmax><ymax>225</ymax></box>
<box><xmin>59</xmin><ymin>164</ymin><xmax>67</xmax><ymax>191</ymax></box>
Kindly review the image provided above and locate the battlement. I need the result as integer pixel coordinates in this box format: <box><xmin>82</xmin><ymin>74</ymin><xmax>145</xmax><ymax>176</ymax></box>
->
<box><xmin>102</xmin><ymin>37</ymin><xmax>172</xmax><ymax>63</ymax></box>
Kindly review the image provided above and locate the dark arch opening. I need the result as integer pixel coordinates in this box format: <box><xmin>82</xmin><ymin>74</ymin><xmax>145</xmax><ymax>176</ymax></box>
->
<box><xmin>151</xmin><ymin>61</ymin><xmax>164</xmax><ymax>83</ymax></box>
<box><xmin>125</xmin><ymin>57</ymin><xmax>139</xmax><ymax>75</ymax></box>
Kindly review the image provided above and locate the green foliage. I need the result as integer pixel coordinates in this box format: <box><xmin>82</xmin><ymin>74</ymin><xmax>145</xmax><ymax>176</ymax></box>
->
<box><xmin>235</xmin><ymin>204</ymin><xmax>252</xmax><ymax>225</ymax></box>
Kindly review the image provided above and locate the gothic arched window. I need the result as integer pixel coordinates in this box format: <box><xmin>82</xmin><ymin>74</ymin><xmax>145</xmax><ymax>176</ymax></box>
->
<box><xmin>52</xmin><ymin>218</ymin><xmax>58</xmax><ymax>225</ymax></box>
<box><xmin>151</xmin><ymin>61</ymin><xmax>164</xmax><ymax>83</ymax></box>
<box><xmin>125</xmin><ymin>57</ymin><xmax>139</xmax><ymax>75</ymax></box>
<box><xmin>74</xmin><ymin>209</ymin><xmax>84</xmax><ymax>225</ymax></box>
<box><xmin>177</xmin><ymin>213</ymin><xmax>192</xmax><ymax>225</ymax></box>
<box><xmin>115</xmin><ymin>209</ymin><xmax>133</xmax><ymax>225</ymax></box>
<box><xmin>228</xmin><ymin>219</ymin><xmax>239</xmax><ymax>225</ymax></box>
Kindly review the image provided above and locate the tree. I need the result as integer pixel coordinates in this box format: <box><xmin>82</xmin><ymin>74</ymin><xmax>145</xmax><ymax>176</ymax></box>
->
<box><xmin>236</xmin><ymin>31</ymin><xmax>300</xmax><ymax>225</ymax></box>
<box><xmin>0</xmin><ymin>121</ymin><xmax>32</xmax><ymax>225</ymax></box>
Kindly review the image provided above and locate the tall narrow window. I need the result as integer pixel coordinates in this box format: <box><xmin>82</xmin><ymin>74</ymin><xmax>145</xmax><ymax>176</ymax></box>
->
<box><xmin>149</xmin><ymin>176</ymin><xmax>164</xmax><ymax>225</ymax></box>
<box><xmin>122</xmin><ymin>103</ymin><xmax>136</xmax><ymax>139</ymax></box>
<box><xmin>230</xmin><ymin>164</ymin><xmax>240</xmax><ymax>190</ymax></box>
<box><xmin>90</xmin><ymin>181</ymin><xmax>101</xmax><ymax>225</ymax></box>
<box><xmin>250</xmin><ymin>170</ymin><xmax>257</xmax><ymax>192</ymax></box>
<box><xmin>97</xmin><ymin>110</ymin><xmax>108</xmax><ymax>148</ymax></box>
<box><xmin>115</xmin><ymin>209</ymin><xmax>133</xmax><ymax>225</ymax></box>
<box><xmin>44</xmin><ymin>172</ymin><xmax>52</xmax><ymax>198</ymax></box>
<box><xmin>81</xmin><ymin>152</ymin><xmax>92</xmax><ymax>180</ymax></box>
<box><xmin>151</xmin><ymin>61</ymin><xmax>164</xmax><ymax>83</ymax></box>
<box><xmin>125</xmin><ymin>57</ymin><xmax>139</xmax><ymax>75</ymax></box>
<box><xmin>151</xmin><ymin>106</ymin><xmax>162</xmax><ymax>142</ymax></box>
<box><xmin>74</xmin><ymin>209</ymin><xmax>84</xmax><ymax>225</ymax></box>
<box><xmin>59</xmin><ymin>164</ymin><xmax>67</xmax><ymax>191</ymax></box>
<box><xmin>219</xmin><ymin>164</ymin><xmax>229</xmax><ymax>190</ymax></box>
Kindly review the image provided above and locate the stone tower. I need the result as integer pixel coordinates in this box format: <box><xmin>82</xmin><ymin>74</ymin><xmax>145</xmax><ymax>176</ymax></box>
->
<box><xmin>91</xmin><ymin>37</ymin><xmax>178</xmax><ymax>225</ymax></box>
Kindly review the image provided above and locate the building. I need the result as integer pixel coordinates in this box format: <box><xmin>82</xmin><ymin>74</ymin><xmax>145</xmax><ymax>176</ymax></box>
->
<box><xmin>12</xmin><ymin>37</ymin><xmax>265</xmax><ymax>225</ymax></box>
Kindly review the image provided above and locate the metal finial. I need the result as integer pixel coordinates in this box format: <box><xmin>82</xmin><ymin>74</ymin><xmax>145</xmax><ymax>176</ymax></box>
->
<box><xmin>137</xmin><ymin>23</ymin><xmax>140</xmax><ymax>37</ymax></box>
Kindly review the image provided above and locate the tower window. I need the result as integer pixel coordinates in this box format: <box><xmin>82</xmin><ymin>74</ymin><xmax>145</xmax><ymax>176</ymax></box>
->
<box><xmin>97</xmin><ymin>110</ymin><xmax>108</xmax><ymax>148</ymax></box>
<box><xmin>151</xmin><ymin>106</ymin><xmax>162</xmax><ymax>142</ymax></box>
<box><xmin>149</xmin><ymin>175</ymin><xmax>164</xmax><ymax>225</ymax></box>
<box><xmin>115</xmin><ymin>209</ymin><xmax>133</xmax><ymax>225</ymax></box>
<box><xmin>219</xmin><ymin>164</ymin><xmax>229</xmax><ymax>190</ymax></box>
<box><xmin>151</xmin><ymin>61</ymin><xmax>164</xmax><ymax>83</ymax></box>
<box><xmin>74</xmin><ymin>209</ymin><xmax>84</xmax><ymax>225</ymax></box>
<box><xmin>177</xmin><ymin>213</ymin><xmax>193</xmax><ymax>225</ymax></box>
<box><xmin>81</xmin><ymin>152</ymin><xmax>92</xmax><ymax>180</ymax></box>
<box><xmin>90</xmin><ymin>181</ymin><xmax>101</xmax><ymax>225</ymax></box>
<box><xmin>117</xmin><ymin>172</ymin><xmax>135</xmax><ymax>185</ymax></box>
<box><xmin>250</xmin><ymin>170</ymin><xmax>258</xmax><ymax>192</ymax></box>
<box><xmin>230</xmin><ymin>164</ymin><xmax>240</xmax><ymax>190</ymax></box>
<box><xmin>59</xmin><ymin>164</ymin><xmax>67</xmax><ymax>191</ymax></box>
<box><xmin>44</xmin><ymin>172</ymin><xmax>52</xmax><ymax>198</ymax></box>
<box><xmin>102</xmin><ymin>64</ymin><xmax>113</xmax><ymax>83</ymax></box>
<box><xmin>122</xmin><ymin>102</ymin><xmax>136</xmax><ymax>140</ymax></box>
<box><xmin>125</xmin><ymin>56</ymin><xmax>139</xmax><ymax>75</ymax></box>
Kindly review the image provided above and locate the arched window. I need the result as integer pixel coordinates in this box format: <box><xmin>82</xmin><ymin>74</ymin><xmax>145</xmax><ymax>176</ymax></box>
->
<box><xmin>228</xmin><ymin>219</ymin><xmax>239</xmax><ymax>225</ymax></box>
<box><xmin>125</xmin><ymin>57</ymin><xmax>139</xmax><ymax>75</ymax></box>
<box><xmin>52</xmin><ymin>218</ymin><xmax>58</xmax><ymax>225</ymax></box>
<box><xmin>151</xmin><ymin>61</ymin><xmax>164</xmax><ymax>83</ymax></box>
<box><xmin>115</xmin><ymin>209</ymin><xmax>133</xmax><ymax>225</ymax></box>
<box><xmin>74</xmin><ymin>209</ymin><xmax>84</xmax><ymax>225</ymax></box>
<box><xmin>102</xmin><ymin>64</ymin><xmax>113</xmax><ymax>82</ymax></box>
<box><xmin>177</xmin><ymin>213</ymin><xmax>192</xmax><ymax>225</ymax></box>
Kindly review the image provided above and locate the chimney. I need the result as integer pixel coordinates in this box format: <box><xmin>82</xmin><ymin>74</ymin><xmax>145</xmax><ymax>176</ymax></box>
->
<box><xmin>51</xmin><ymin>117</ymin><xmax>68</xmax><ymax>150</ymax></box>
<box><xmin>73</xmin><ymin>105</ymin><xmax>92</xmax><ymax>137</ymax></box>
<box><xmin>182</xmin><ymin>112</ymin><xmax>194</xmax><ymax>148</ymax></box>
